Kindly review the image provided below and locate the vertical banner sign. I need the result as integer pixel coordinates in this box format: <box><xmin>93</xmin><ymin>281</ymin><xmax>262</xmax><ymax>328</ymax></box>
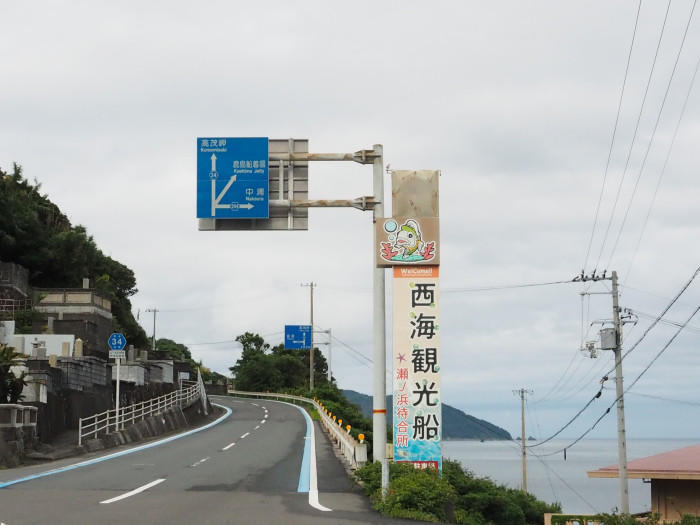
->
<box><xmin>393</xmin><ymin>265</ymin><xmax>441</xmax><ymax>471</ymax></box>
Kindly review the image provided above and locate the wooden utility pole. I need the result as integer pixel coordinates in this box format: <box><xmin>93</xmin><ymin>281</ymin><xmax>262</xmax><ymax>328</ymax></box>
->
<box><xmin>611</xmin><ymin>271</ymin><xmax>629</xmax><ymax>514</ymax></box>
<box><xmin>145</xmin><ymin>308</ymin><xmax>158</xmax><ymax>353</ymax></box>
<box><xmin>514</xmin><ymin>387</ymin><xmax>533</xmax><ymax>492</ymax></box>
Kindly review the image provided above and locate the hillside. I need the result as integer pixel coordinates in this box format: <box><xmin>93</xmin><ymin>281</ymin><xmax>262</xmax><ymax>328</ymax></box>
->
<box><xmin>342</xmin><ymin>389</ymin><xmax>512</xmax><ymax>440</ymax></box>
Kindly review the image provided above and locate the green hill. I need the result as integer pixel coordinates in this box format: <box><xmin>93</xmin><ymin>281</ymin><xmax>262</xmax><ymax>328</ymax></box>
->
<box><xmin>342</xmin><ymin>389</ymin><xmax>512</xmax><ymax>440</ymax></box>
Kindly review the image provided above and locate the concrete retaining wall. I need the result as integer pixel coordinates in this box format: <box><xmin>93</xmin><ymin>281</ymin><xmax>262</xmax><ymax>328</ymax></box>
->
<box><xmin>82</xmin><ymin>401</ymin><xmax>212</xmax><ymax>453</ymax></box>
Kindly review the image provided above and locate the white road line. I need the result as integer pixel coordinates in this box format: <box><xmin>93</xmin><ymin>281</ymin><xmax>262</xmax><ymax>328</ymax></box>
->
<box><xmin>240</xmin><ymin>432</ymin><xmax>250</xmax><ymax>439</ymax></box>
<box><xmin>262</xmin><ymin>406</ymin><xmax>266</xmax><ymax>410</ymax></box>
<box><xmin>222</xmin><ymin>442</ymin><xmax>235</xmax><ymax>451</ymax></box>
<box><xmin>308</xmin><ymin>423</ymin><xmax>331</xmax><ymax>511</ymax></box>
<box><xmin>254</xmin><ymin>425</ymin><xmax>260</xmax><ymax>430</ymax></box>
<box><xmin>251</xmin><ymin>403</ymin><xmax>259</xmax><ymax>407</ymax></box>
<box><xmin>264</xmin><ymin>414</ymin><xmax>268</xmax><ymax>419</ymax></box>
<box><xmin>190</xmin><ymin>457</ymin><xmax>210</xmax><ymax>467</ymax></box>
<box><xmin>100</xmin><ymin>478</ymin><xmax>166</xmax><ymax>504</ymax></box>
<box><xmin>0</xmin><ymin>404</ymin><xmax>232</xmax><ymax>490</ymax></box>
<box><xmin>260</xmin><ymin>419</ymin><xmax>266</xmax><ymax>424</ymax></box>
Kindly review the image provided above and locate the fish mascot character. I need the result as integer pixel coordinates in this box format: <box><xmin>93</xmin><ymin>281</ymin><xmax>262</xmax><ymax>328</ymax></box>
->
<box><xmin>396</xmin><ymin>219</ymin><xmax>423</xmax><ymax>258</ymax></box>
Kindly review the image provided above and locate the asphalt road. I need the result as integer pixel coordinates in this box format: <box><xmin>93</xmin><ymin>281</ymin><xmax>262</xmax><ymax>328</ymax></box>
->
<box><xmin>0</xmin><ymin>395</ymin><xmax>424</xmax><ymax>525</ymax></box>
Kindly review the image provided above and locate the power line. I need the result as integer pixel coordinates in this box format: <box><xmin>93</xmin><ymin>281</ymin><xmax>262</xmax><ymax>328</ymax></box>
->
<box><xmin>606</xmin><ymin>0</ymin><xmax>698</xmax><ymax>270</ymax></box>
<box><xmin>625</xmin><ymin>44</ymin><xmax>700</xmax><ymax>282</ymax></box>
<box><xmin>331</xmin><ymin>334</ymin><xmax>373</xmax><ymax>363</ymax></box>
<box><xmin>604</xmin><ymin>265</ymin><xmax>700</xmax><ymax>377</ymax></box>
<box><xmin>603</xmin><ymin>386</ymin><xmax>700</xmax><ymax>407</ymax></box>
<box><xmin>531</xmin><ymin>304</ymin><xmax>699</xmax><ymax>458</ymax></box>
<box><xmin>582</xmin><ymin>0</ymin><xmax>643</xmax><ymax>273</ymax></box>
<box><xmin>442</xmin><ymin>278</ymin><xmax>575</xmax><ymax>293</ymax></box>
<box><xmin>593</xmin><ymin>0</ymin><xmax>673</xmax><ymax>273</ymax></box>
<box><xmin>628</xmin><ymin>308</ymin><xmax>700</xmax><ymax>334</ymax></box>
<box><xmin>526</xmin><ymin>385</ymin><xmax>605</xmax><ymax>448</ymax></box>
<box><xmin>531</xmin><ymin>266</ymin><xmax>699</xmax><ymax>448</ymax></box>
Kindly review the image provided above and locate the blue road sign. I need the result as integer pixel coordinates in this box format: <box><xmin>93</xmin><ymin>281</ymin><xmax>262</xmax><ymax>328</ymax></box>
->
<box><xmin>196</xmin><ymin>137</ymin><xmax>269</xmax><ymax>219</ymax></box>
<box><xmin>108</xmin><ymin>333</ymin><xmax>127</xmax><ymax>351</ymax></box>
<box><xmin>284</xmin><ymin>325</ymin><xmax>312</xmax><ymax>350</ymax></box>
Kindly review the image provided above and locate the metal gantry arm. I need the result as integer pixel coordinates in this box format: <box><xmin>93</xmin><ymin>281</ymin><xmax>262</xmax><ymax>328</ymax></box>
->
<box><xmin>269</xmin><ymin>197</ymin><xmax>378</xmax><ymax>211</ymax></box>
<box><xmin>269</xmin><ymin>148</ymin><xmax>380</xmax><ymax>165</ymax></box>
<box><xmin>269</xmin><ymin>145</ymin><xmax>388</xmax><ymax>495</ymax></box>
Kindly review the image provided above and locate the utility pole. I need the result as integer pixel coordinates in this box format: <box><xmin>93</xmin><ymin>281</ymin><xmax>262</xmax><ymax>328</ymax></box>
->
<box><xmin>372</xmin><ymin>145</ymin><xmax>388</xmax><ymax>496</ymax></box>
<box><xmin>513</xmin><ymin>388</ymin><xmax>533</xmax><ymax>493</ymax></box>
<box><xmin>145</xmin><ymin>308</ymin><xmax>158</xmax><ymax>353</ymax></box>
<box><xmin>301</xmin><ymin>282</ymin><xmax>316</xmax><ymax>391</ymax></box>
<box><xmin>611</xmin><ymin>271</ymin><xmax>629</xmax><ymax>514</ymax></box>
<box><xmin>578</xmin><ymin>269</ymin><xmax>629</xmax><ymax>514</ymax></box>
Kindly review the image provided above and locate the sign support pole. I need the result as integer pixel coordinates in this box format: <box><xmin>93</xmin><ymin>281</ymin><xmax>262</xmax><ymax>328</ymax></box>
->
<box><xmin>115</xmin><ymin>357</ymin><xmax>120</xmax><ymax>432</ymax></box>
<box><xmin>371</xmin><ymin>144</ymin><xmax>389</xmax><ymax>496</ymax></box>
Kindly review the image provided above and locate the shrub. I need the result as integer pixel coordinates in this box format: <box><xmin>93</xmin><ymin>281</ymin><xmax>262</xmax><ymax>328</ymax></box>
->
<box><xmin>358</xmin><ymin>459</ymin><xmax>561</xmax><ymax>525</ymax></box>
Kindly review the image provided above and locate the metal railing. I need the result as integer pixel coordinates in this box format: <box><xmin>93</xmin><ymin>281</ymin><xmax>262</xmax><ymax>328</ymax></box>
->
<box><xmin>229</xmin><ymin>390</ymin><xmax>368</xmax><ymax>469</ymax></box>
<box><xmin>0</xmin><ymin>298</ymin><xmax>32</xmax><ymax>319</ymax></box>
<box><xmin>78</xmin><ymin>381</ymin><xmax>202</xmax><ymax>446</ymax></box>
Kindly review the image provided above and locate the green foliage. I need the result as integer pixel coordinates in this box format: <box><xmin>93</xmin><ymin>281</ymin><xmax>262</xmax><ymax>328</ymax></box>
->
<box><xmin>230</xmin><ymin>332</ymin><xmax>330</xmax><ymax>392</ymax></box>
<box><xmin>356</xmin><ymin>459</ymin><xmax>561</xmax><ymax>525</ymax></box>
<box><xmin>0</xmin><ymin>165</ymin><xmax>148</xmax><ymax>348</ymax></box>
<box><xmin>11</xmin><ymin>309</ymin><xmax>43</xmax><ymax>334</ymax></box>
<box><xmin>156</xmin><ymin>338</ymin><xmax>193</xmax><ymax>362</ymax></box>
<box><xmin>379</xmin><ymin>464</ymin><xmax>456</xmax><ymax>522</ymax></box>
<box><xmin>0</xmin><ymin>344</ymin><xmax>28</xmax><ymax>403</ymax></box>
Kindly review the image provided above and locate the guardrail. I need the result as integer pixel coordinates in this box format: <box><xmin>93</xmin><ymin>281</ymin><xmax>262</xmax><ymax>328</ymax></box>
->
<box><xmin>78</xmin><ymin>381</ymin><xmax>202</xmax><ymax>446</ymax></box>
<box><xmin>229</xmin><ymin>390</ymin><xmax>368</xmax><ymax>469</ymax></box>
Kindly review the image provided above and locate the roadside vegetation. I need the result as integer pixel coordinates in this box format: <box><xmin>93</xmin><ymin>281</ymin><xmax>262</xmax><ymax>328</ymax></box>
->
<box><xmin>1</xmin><ymin>164</ymin><xmax>221</xmax><ymax>378</ymax></box>
<box><xmin>356</xmin><ymin>460</ymin><xmax>560</xmax><ymax>524</ymax></box>
<box><xmin>231</xmin><ymin>332</ymin><xmax>564</xmax><ymax>524</ymax></box>
<box><xmin>0</xmin><ymin>164</ymin><xmax>148</xmax><ymax>347</ymax></box>
<box><xmin>0</xmin><ymin>344</ymin><xmax>27</xmax><ymax>403</ymax></box>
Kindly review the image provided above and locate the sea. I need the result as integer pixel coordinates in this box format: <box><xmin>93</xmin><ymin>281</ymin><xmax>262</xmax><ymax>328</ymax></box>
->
<box><xmin>442</xmin><ymin>439</ymin><xmax>699</xmax><ymax>515</ymax></box>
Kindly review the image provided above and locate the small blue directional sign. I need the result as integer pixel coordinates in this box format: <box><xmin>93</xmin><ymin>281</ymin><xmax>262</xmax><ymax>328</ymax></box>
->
<box><xmin>108</xmin><ymin>333</ymin><xmax>127</xmax><ymax>351</ymax></box>
<box><xmin>284</xmin><ymin>325</ymin><xmax>312</xmax><ymax>350</ymax></box>
<box><xmin>197</xmin><ymin>137</ymin><xmax>269</xmax><ymax>219</ymax></box>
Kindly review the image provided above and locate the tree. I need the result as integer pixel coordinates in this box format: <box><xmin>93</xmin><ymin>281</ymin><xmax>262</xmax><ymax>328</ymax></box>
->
<box><xmin>230</xmin><ymin>333</ymin><xmax>330</xmax><ymax>392</ymax></box>
<box><xmin>0</xmin><ymin>344</ymin><xmax>27</xmax><ymax>403</ymax></box>
<box><xmin>0</xmin><ymin>164</ymin><xmax>148</xmax><ymax>348</ymax></box>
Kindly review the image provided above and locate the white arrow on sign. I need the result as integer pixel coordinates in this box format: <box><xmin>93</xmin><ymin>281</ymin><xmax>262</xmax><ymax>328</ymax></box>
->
<box><xmin>209</xmin><ymin>154</ymin><xmax>218</xmax><ymax>179</ymax></box>
<box><xmin>210</xmin><ymin>175</ymin><xmax>238</xmax><ymax>216</ymax></box>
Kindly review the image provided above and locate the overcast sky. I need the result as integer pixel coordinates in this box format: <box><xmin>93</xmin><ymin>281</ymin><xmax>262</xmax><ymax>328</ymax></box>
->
<box><xmin>2</xmin><ymin>2</ymin><xmax>700</xmax><ymax>447</ymax></box>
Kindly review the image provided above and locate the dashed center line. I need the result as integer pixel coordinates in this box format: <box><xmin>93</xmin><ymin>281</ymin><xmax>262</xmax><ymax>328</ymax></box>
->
<box><xmin>222</xmin><ymin>442</ymin><xmax>236</xmax><ymax>451</ymax></box>
<box><xmin>240</xmin><ymin>432</ymin><xmax>250</xmax><ymax>439</ymax></box>
<box><xmin>254</xmin><ymin>425</ymin><xmax>260</xmax><ymax>430</ymax></box>
<box><xmin>190</xmin><ymin>457</ymin><xmax>210</xmax><ymax>468</ymax></box>
<box><xmin>260</xmin><ymin>420</ymin><xmax>266</xmax><ymax>425</ymax></box>
<box><xmin>100</xmin><ymin>478</ymin><xmax>166</xmax><ymax>504</ymax></box>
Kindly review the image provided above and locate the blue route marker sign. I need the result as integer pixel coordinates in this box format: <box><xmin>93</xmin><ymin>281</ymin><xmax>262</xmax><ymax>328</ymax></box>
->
<box><xmin>284</xmin><ymin>325</ymin><xmax>312</xmax><ymax>350</ymax></box>
<box><xmin>196</xmin><ymin>137</ymin><xmax>269</xmax><ymax>219</ymax></box>
<box><xmin>108</xmin><ymin>333</ymin><xmax>127</xmax><ymax>351</ymax></box>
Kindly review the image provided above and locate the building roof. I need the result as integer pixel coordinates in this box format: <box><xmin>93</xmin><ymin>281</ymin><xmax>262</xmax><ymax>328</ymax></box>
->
<box><xmin>588</xmin><ymin>444</ymin><xmax>700</xmax><ymax>480</ymax></box>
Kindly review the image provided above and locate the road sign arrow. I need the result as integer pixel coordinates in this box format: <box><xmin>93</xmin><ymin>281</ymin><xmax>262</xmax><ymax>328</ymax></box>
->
<box><xmin>209</xmin><ymin>154</ymin><xmax>218</xmax><ymax>179</ymax></box>
<box><xmin>239</xmin><ymin>203</ymin><xmax>254</xmax><ymax>210</ymax></box>
<box><xmin>214</xmin><ymin>175</ymin><xmax>237</xmax><ymax>206</ymax></box>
